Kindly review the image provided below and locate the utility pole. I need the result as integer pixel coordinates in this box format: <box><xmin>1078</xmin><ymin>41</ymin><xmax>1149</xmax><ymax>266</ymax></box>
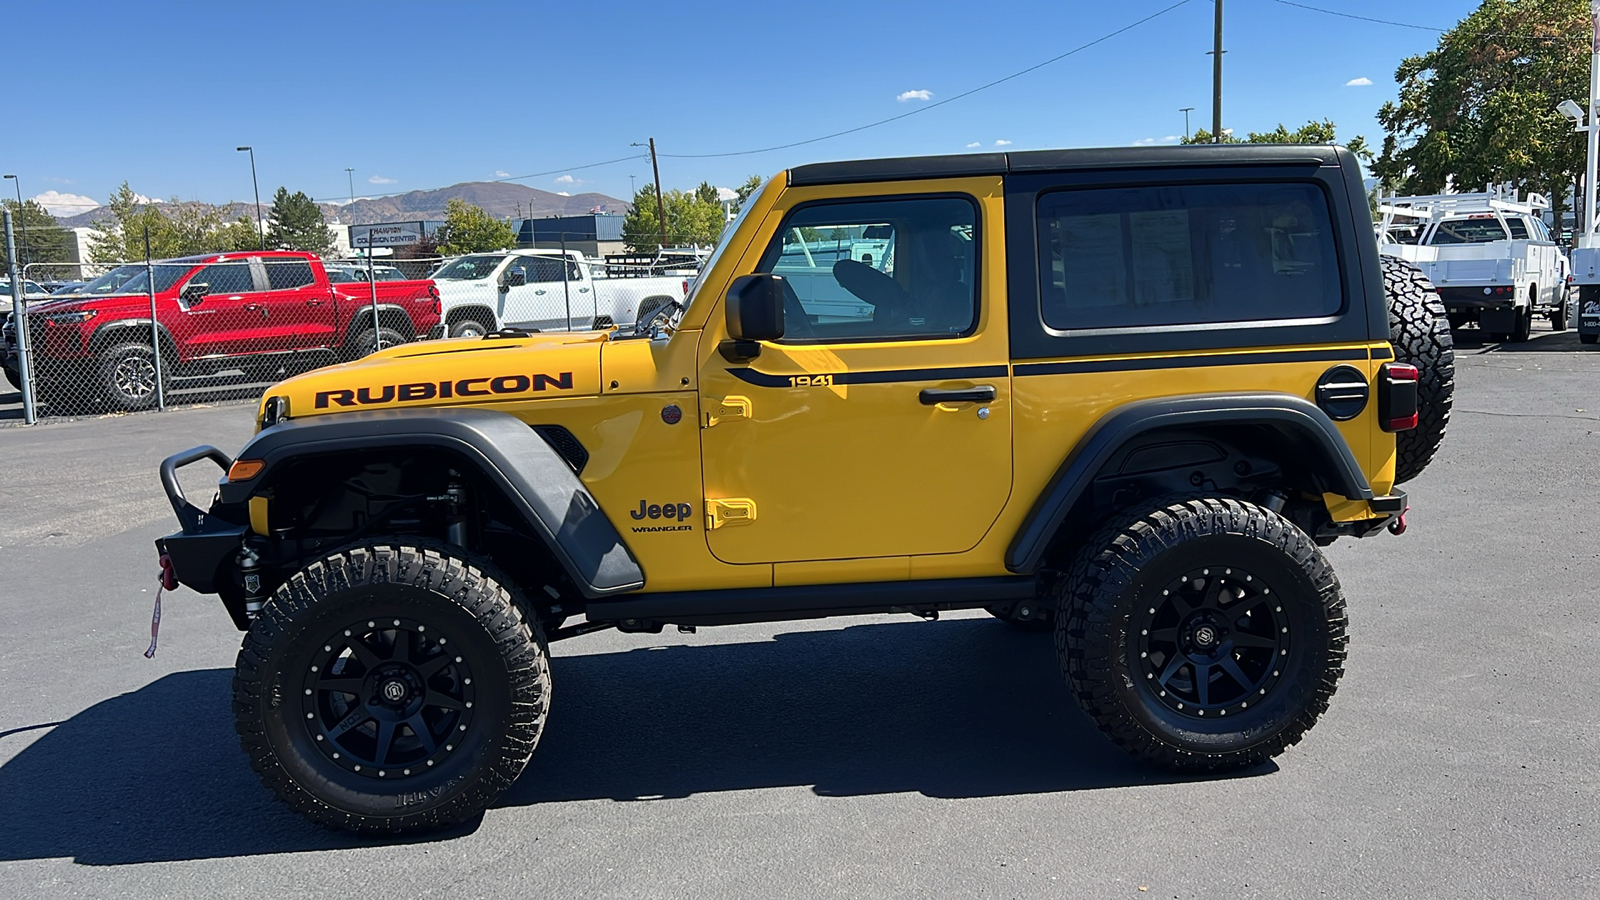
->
<box><xmin>1179</xmin><ymin>107</ymin><xmax>1195</xmax><ymax>141</ymax></box>
<box><xmin>1210</xmin><ymin>0</ymin><xmax>1224</xmax><ymax>142</ymax></box>
<box><xmin>648</xmin><ymin>138</ymin><xmax>668</xmax><ymax>249</ymax></box>
<box><xmin>238</xmin><ymin>146</ymin><xmax>265</xmax><ymax>249</ymax></box>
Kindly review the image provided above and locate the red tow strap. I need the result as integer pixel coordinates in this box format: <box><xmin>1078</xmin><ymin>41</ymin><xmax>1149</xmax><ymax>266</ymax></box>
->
<box><xmin>145</xmin><ymin>554</ymin><xmax>177</xmax><ymax>659</ymax></box>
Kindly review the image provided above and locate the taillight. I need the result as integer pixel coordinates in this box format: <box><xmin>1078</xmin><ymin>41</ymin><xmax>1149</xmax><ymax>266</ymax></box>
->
<box><xmin>1379</xmin><ymin>362</ymin><xmax>1419</xmax><ymax>432</ymax></box>
<box><xmin>682</xmin><ymin>279</ymin><xmax>689</xmax><ymax>295</ymax></box>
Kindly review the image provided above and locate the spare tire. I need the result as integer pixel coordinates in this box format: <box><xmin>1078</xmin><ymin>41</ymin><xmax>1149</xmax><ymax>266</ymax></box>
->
<box><xmin>1381</xmin><ymin>258</ymin><xmax>1454</xmax><ymax>484</ymax></box>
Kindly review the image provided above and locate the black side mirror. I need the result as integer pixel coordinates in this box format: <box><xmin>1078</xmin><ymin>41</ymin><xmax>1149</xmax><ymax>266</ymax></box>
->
<box><xmin>181</xmin><ymin>282</ymin><xmax>209</xmax><ymax>304</ymax></box>
<box><xmin>502</xmin><ymin>270</ymin><xmax>527</xmax><ymax>288</ymax></box>
<box><xmin>721</xmin><ymin>274</ymin><xmax>786</xmax><ymax>362</ymax></box>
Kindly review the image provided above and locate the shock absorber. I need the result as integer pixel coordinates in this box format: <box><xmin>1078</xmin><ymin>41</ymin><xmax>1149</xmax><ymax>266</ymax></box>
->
<box><xmin>443</xmin><ymin>482</ymin><xmax>468</xmax><ymax>548</ymax></box>
<box><xmin>239</xmin><ymin>546</ymin><xmax>266</xmax><ymax>620</ymax></box>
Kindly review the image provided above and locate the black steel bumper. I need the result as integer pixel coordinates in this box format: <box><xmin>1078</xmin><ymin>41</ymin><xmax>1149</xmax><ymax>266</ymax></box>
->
<box><xmin>154</xmin><ymin>446</ymin><xmax>246</xmax><ymax>595</ymax></box>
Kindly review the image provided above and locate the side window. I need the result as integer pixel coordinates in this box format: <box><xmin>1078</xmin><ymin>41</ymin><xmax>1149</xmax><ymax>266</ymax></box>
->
<box><xmin>1505</xmin><ymin>217</ymin><xmax>1530</xmax><ymax>240</ymax></box>
<box><xmin>190</xmin><ymin>262</ymin><xmax>256</xmax><ymax>296</ymax></box>
<box><xmin>264</xmin><ymin>258</ymin><xmax>316</xmax><ymax>289</ymax></box>
<box><xmin>756</xmin><ymin>196</ymin><xmax>977</xmax><ymax>342</ymax></box>
<box><xmin>1036</xmin><ymin>182</ymin><xmax>1342</xmax><ymax>330</ymax></box>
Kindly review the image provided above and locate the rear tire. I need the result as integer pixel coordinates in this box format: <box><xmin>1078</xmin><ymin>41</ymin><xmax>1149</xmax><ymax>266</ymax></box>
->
<box><xmin>233</xmin><ymin>543</ymin><xmax>550</xmax><ymax>834</ymax></box>
<box><xmin>1381</xmin><ymin>258</ymin><xmax>1454</xmax><ymax>484</ymax></box>
<box><xmin>1510</xmin><ymin>304</ymin><xmax>1532</xmax><ymax>342</ymax></box>
<box><xmin>349</xmin><ymin>326</ymin><xmax>407</xmax><ymax>359</ymax></box>
<box><xmin>1551</xmin><ymin>299</ymin><xmax>1568</xmax><ymax>331</ymax></box>
<box><xmin>1059</xmin><ymin>497</ymin><xmax>1347</xmax><ymax>772</ymax></box>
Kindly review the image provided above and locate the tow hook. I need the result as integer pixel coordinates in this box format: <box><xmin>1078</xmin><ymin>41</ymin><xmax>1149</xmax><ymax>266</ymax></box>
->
<box><xmin>158</xmin><ymin>553</ymin><xmax>177</xmax><ymax>591</ymax></box>
<box><xmin>1387</xmin><ymin>508</ymin><xmax>1410</xmax><ymax>536</ymax></box>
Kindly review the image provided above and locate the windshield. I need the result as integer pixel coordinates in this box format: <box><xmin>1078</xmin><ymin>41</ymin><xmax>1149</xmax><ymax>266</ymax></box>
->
<box><xmin>1431</xmin><ymin>217</ymin><xmax>1509</xmax><ymax>245</ymax></box>
<box><xmin>675</xmin><ymin>180</ymin><xmax>768</xmax><ymax>325</ymax></box>
<box><xmin>0</xmin><ymin>280</ymin><xmax>47</xmax><ymax>295</ymax></box>
<box><xmin>432</xmin><ymin>255</ymin><xmax>506</xmax><ymax>281</ymax></box>
<box><xmin>76</xmin><ymin>265</ymin><xmax>144</xmax><ymax>295</ymax></box>
<box><xmin>116</xmin><ymin>264</ymin><xmax>195</xmax><ymax>295</ymax></box>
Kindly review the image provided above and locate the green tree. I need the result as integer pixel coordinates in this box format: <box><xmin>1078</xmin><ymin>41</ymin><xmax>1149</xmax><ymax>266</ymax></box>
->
<box><xmin>0</xmin><ymin>199</ymin><xmax>75</xmax><ymax>279</ymax></box>
<box><xmin>1373</xmin><ymin>0</ymin><xmax>1587</xmax><ymax>227</ymax></box>
<box><xmin>1184</xmin><ymin>119</ymin><xmax>1372</xmax><ymax>162</ymax></box>
<box><xmin>435</xmin><ymin>198</ymin><xmax>517</xmax><ymax>255</ymax></box>
<box><xmin>265</xmin><ymin>187</ymin><xmax>333</xmax><ymax>254</ymax></box>
<box><xmin>734</xmin><ymin>175</ymin><xmax>765</xmax><ymax>208</ymax></box>
<box><xmin>622</xmin><ymin>182</ymin><xmax>729</xmax><ymax>253</ymax></box>
<box><xmin>91</xmin><ymin>182</ymin><xmax>260</xmax><ymax>262</ymax></box>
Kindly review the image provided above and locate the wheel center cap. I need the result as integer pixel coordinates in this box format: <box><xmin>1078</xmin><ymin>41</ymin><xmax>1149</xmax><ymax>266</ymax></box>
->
<box><xmin>1193</xmin><ymin>624</ymin><xmax>1219</xmax><ymax>649</ymax></box>
<box><xmin>381</xmin><ymin>680</ymin><xmax>408</xmax><ymax>703</ymax></box>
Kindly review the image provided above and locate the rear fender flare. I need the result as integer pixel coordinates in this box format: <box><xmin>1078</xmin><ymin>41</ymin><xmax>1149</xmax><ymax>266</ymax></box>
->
<box><xmin>220</xmin><ymin>408</ymin><xmax>644</xmax><ymax>598</ymax></box>
<box><xmin>1006</xmin><ymin>393</ymin><xmax>1373</xmax><ymax>574</ymax></box>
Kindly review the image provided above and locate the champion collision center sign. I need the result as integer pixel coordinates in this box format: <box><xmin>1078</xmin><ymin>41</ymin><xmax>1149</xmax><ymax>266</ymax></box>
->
<box><xmin>351</xmin><ymin>223</ymin><xmax>425</xmax><ymax>248</ymax></box>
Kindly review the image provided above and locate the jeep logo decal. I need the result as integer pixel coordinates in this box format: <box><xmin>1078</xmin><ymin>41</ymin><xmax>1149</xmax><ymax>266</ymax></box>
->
<box><xmin>632</xmin><ymin>500</ymin><xmax>693</xmax><ymax>521</ymax></box>
<box><xmin>315</xmin><ymin>372</ymin><xmax>573</xmax><ymax>408</ymax></box>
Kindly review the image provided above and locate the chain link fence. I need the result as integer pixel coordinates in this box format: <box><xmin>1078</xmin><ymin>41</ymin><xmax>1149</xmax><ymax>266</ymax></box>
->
<box><xmin>2</xmin><ymin>225</ymin><xmax>713</xmax><ymax>423</ymax></box>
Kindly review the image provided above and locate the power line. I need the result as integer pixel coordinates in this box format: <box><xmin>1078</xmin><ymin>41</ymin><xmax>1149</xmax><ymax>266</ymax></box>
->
<box><xmin>661</xmin><ymin>0</ymin><xmax>1198</xmax><ymax>159</ymax></box>
<box><xmin>1268</xmin><ymin>0</ymin><xmax>1441</xmax><ymax>32</ymax></box>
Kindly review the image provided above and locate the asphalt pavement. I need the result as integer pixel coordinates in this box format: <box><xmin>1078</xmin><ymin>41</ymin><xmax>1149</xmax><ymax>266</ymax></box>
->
<box><xmin>1</xmin><ymin>327</ymin><xmax>1596</xmax><ymax>899</ymax></box>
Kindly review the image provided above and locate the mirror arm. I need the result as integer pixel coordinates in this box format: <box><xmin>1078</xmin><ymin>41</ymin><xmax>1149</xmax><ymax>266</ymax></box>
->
<box><xmin>718</xmin><ymin>339</ymin><xmax>763</xmax><ymax>363</ymax></box>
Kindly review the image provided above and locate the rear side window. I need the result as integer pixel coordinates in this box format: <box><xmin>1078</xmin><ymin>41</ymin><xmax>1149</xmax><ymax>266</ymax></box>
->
<box><xmin>1036</xmin><ymin>182</ymin><xmax>1342</xmax><ymax>330</ymax></box>
<box><xmin>265</xmin><ymin>258</ymin><xmax>316</xmax><ymax>289</ymax></box>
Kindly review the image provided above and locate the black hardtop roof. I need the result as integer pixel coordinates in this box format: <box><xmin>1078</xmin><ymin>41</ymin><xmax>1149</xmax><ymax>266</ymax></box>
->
<box><xmin>787</xmin><ymin>144</ymin><xmax>1348</xmax><ymax>187</ymax></box>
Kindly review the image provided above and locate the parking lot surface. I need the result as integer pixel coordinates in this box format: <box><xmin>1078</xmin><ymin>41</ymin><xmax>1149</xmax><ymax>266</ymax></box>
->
<box><xmin>1</xmin><ymin>328</ymin><xmax>1596</xmax><ymax>899</ymax></box>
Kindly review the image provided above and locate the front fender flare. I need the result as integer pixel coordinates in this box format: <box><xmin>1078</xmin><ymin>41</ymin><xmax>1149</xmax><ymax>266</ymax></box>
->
<box><xmin>1006</xmin><ymin>393</ymin><xmax>1373</xmax><ymax>575</ymax></box>
<box><xmin>219</xmin><ymin>408</ymin><xmax>644</xmax><ymax>597</ymax></box>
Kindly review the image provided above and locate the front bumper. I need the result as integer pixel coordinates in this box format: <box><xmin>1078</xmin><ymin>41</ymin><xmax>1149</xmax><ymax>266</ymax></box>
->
<box><xmin>154</xmin><ymin>446</ymin><xmax>246</xmax><ymax>597</ymax></box>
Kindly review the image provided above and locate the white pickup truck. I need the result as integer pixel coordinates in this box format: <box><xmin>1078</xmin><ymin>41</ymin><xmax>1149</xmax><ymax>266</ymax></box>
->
<box><xmin>427</xmin><ymin>250</ymin><xmax>687</xmax><ymax>337</ymax></box>
<box><xmin>1376</xmin><ymin>189</ymin><xmax>1569</xmax><ymax>342</ymax></box>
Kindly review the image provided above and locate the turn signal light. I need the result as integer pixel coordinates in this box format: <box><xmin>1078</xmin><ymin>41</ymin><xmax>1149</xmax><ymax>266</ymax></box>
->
<box><xmin>1379</xmin><ymin>362</ymin><xmax>1419</xmax><ymax>432</ymax></box>
<box><xmin>227</xmin><ymin>459</ymin><xmax>266</xmax><ymax>482</ymax></box>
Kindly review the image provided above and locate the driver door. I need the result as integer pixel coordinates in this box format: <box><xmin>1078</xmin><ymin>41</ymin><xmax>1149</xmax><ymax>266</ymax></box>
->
<box><xmin>696</xmin><ymin>180</ymin><xmax>1012</xmax><ymax>565</ymax></box>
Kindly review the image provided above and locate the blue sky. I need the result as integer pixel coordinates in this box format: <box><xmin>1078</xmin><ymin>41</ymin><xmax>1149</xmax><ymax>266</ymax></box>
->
<box><xmin>10</xmin><ymin>0</ymin><xmax>1483</xmax><ymax>216</ymax></box>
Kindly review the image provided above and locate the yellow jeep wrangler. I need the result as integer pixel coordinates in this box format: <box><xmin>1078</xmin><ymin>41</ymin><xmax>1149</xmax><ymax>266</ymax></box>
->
<box><xmin>156</xmin><ymin>144</ymin><xmax>1452</xmax><ymax>833</ymax></box>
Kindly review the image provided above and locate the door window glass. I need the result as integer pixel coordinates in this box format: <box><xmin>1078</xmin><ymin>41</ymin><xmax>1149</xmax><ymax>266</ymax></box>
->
<box><xmin>1036</xmin><ymin>182</ymin><xmax>1342</xmax><ymax>330</ymax></box>
<box><xmin>755</xmin><ymin>196</ymin><xmax>977</xmax><ymax>341</ymax></box>
<box><xmin>190</xmin><ymin>262</ymin><xmax>256</xmax><ymax>295</ymax></box>
<box><xmin>264</xmin><ymin>258</ymin><xmax>316</xmax><ymax>289</ymax></box>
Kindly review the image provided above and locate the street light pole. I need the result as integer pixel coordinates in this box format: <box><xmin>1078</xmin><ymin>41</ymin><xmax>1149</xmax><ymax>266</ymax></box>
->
<box><xmin>1210</xmin><ymin>0</ymin><xmax>1224</xmax><ymax>142</ymax></box>
<box><xmin>1180</xmin><ymin>107</ymin><xmax>1195</xmax><ymax>141</ymax></box>
<box><xmin>345</xmin><ymin>167</ymin><xmax>355</xmax><ymax>206</ymax></box>
<box><xmin>4</xmin><ymin>175</ymin><xmax>27</xmax><ymax>271</ymax></box>
<box><xmin>237</xmin><ymin>146</ymin><xmax>265</xmax><ymax>249</ymax></box>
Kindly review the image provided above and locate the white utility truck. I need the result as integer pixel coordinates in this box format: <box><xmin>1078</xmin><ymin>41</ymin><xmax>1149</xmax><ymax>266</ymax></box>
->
<box><xmin>1377</xmin><ymin>189</ymin><xmax>1569</xmax><ymax>342</ymax></box>
<box><xmin>428</xmin><ymin>250</ymin><xmax>687</xmax><ymax>337</ymax></box>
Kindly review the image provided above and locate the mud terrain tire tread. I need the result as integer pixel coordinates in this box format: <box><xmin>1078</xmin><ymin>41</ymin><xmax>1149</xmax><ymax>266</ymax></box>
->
<box><xmin>1382</xmin><ymin>257</ymin><xmax>1454</xmax><ymax>483</ymax></box>
<box><xmin>233</xmin><ymin>543</ymin><xmax>550</xmax><ymax>834</ymax></box>
<box><xmin>1058</xmin><ymin>497</ymin><xmax>1347</xmax><ymax>772</ymax></box>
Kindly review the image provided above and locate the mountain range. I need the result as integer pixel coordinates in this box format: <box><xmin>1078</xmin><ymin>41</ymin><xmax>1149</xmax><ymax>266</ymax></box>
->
<box><xmin>58</xmin><ymin>181</ymin><xmax>630</xmax><ymax>228</ymax></box>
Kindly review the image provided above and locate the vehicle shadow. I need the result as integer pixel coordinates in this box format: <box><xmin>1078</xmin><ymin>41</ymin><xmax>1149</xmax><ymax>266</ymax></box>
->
<box><xmin>1452</xmin><ymin>325</ymin><xmax>1593</xmax><ymax>354</ymax></box>
<box><xmin>0</xmin><ymin>618</ymin><xmax>1271</xmax><ymax>865</ymax></box>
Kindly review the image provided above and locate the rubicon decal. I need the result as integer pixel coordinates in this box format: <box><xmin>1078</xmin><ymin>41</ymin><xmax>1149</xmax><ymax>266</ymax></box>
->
<box><xmin>315</xmin><ymin>372</ymin><xmax>574</xmax><ymax>409</ymax></box>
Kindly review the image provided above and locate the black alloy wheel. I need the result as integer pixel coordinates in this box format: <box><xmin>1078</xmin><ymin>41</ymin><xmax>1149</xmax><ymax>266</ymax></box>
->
<box><xmin>1134</xmin><ymin>566</ymin><xmax>1286</xmax><ymax>716</ymax></box>
<box><xmin>302</xmin><ymin>616</ymin><xmax>477</xmax><ymax>778</ymax></box>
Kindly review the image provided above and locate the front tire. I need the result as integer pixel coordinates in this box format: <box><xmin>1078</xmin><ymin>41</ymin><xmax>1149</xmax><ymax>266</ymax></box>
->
<box><xmin>1059</xmin><ymin>498</ymin><xmax>1347</xmax><ymax>772</ymax></box>
<box><xmin>348</xmin><ymin>326</ymin><xmax>407</xmax><ymax>359</ymax></box>
<box><xmin>450</xmin><ymin>319</ymin><xmax>489</xmax><ymax>338</ymax></box>
<box><xmin>97</xmin><ymin>341</ymin><xmax>164</xmax><ymax>411</ymax></box>
<box><xmin>233</xmin><ymin>544</ymin><xmax>550</xmax><ymax>834</ymax></box>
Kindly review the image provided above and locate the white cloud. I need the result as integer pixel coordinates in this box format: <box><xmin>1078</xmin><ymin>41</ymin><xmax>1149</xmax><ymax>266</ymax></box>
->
<box><xmin>554</xmin><ymin>174</ymin><xmax>584</xmax><ymax>185</ymax></box>
<box><xmin>31</xmin><ymin>190</ymin><xmax>100</xmax><ymax>215</ymax></box>
<box><xmin>133</xmin><ymin>193</ymin><xmax>163</xmax><ymax>205</ymax></box>
<box><xmin>1163</xmin><ymin>135</ymin><xmax>1180</xmax><ymax>142</ymax></box>
<box><xmin>994</xmin><ymin>139</ymin><xmax>1012</xmax><ymax>147</ymax></box>
<box><xmin>897</xmin><ymin>89</ymin><xmax>933</xmax><ymax>103</ymax></box>
<box><xmin>368</xmin><ymin>175</ymin><xmax>397</xmax><ymax>184</ymax></box>
<box><xmin>494</xmin><ymin>170</ymin><xmax>511</xmax><ymax>178</ymax></box>
<box><xmin>716</xmin><ymin>186</ymin><xmax>739</xmax><ymax>202</ymax></box>
<box><xmin>1347</xmin><ymin>77</ymin><xmax>1373</xmax><ymax>86</ymax></box>
<box><xmin>555</xmin><ymin>191</ymin><xmax>571</xmax><ymax>197</ymax></box>
<box><xmin>1136</xmin><ymin>135</ymin><xmax>1183</xmax><ymax>146</ymax></box>
<box><xmin>965</xmin><ymin>142</ymin><xmax>982</xmax><ymax>149</ymax></box>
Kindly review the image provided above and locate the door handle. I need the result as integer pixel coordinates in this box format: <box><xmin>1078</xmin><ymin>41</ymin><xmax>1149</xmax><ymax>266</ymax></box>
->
<box><xmin>305</xmin><ymin>298</ymin><xmax>324</xmax><ymax>306</ymax></box>
<box><xmin>919</xmin><ymin>385</ymin><xmax>995</xmax><ymax>405</ymax></box>
<box><xmin>243</xmin><ymin>303</ymin><xmax>262</xmax><ymax>312</ymax></box>
<box><xmin>578</xmin><ymin>287</ymin><xmax>589</xmax><ymax>293</ymax></box>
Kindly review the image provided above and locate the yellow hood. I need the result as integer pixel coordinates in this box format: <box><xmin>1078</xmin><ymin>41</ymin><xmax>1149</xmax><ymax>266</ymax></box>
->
<box><xmin>262</xmin><ymin>332</ymin><xmax>607</xmax><ymax>423</ymax></box>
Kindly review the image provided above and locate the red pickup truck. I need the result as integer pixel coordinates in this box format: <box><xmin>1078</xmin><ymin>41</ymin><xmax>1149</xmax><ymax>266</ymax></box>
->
<box><xmin>2</xmin><ymin>250</ymin><xmax>440</xmax><ymax>411</ymax></box>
